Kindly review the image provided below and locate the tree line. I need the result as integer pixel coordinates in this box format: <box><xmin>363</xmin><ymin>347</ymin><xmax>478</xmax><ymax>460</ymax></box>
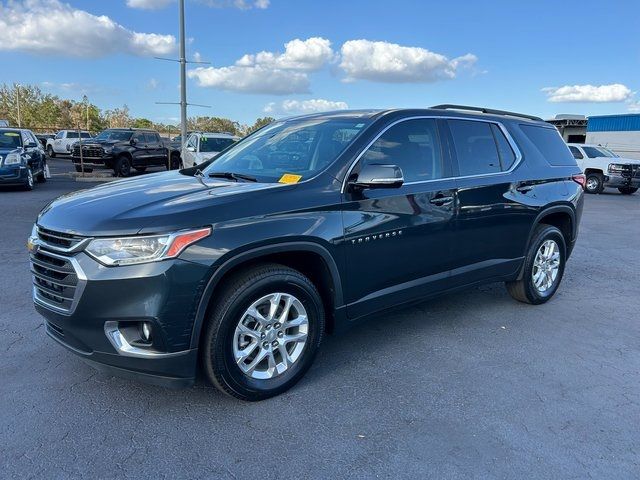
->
<box><xmin>0</xmin><ymin>83</ymin><xmax>274</xmax><ymax>137</ymax></box>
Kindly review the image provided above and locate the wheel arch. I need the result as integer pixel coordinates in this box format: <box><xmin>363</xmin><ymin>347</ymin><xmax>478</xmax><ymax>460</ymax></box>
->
<box><xmin>584</xmin><ymin>167</ymin><xmax>604</xmax><ymax>176</ymax></box>
<box><xmin>189</xmin><ymin>241</ymin><xmax>344</xmax><ymax>349</ymax></box>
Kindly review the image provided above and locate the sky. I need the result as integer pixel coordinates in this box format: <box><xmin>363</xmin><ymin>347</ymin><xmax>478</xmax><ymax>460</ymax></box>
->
<box><xmin>1</xmin><ymin>0</ymin><xmax>639</xmax><ymax>125</ymax></box>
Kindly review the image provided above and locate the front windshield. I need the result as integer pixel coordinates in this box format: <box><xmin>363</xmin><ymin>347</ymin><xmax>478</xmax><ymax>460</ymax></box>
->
<box><xmin>0</xmin><ymin>130</ymin><xmax>22</xmax><ymax>149</ymax></box>
<box><xmin>200</xmin><ymin>136</ymin><xmax>236</xmax><ymax>153</ymax></box>
<box><xmin>95</xmin><ymin>130</ymin><xmax>133</xmax><ymax>142</ymax></box>
<box><xmin>204</xmin><ymin>118</ymin><xmax>369</xmax><ymax>182</ymax></box>
<box><xmin>583</xmin><ymin>146</ymin><xmax>615</xmax><ymax>158</ymax></box>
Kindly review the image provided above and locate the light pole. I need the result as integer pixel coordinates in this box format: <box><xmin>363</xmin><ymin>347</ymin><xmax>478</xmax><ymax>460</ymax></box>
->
<box><xmin>179</xmin><ymin>0</ymin><xmax>187</xmax><ymax>153</ymax></box>
<box><xmin>16</xmin><ymin>84</ymin><xmax>21</xmax><ymax>128</ymax></box>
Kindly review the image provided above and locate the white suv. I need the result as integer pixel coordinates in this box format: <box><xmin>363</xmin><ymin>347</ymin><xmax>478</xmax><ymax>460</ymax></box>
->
<box><xmin>567</xmin><ymin>143</ymin><xmax>640</xmax><ymax>195</ymax></box>
<box><xmin>46</xmin><ymin>130</ymin><xmax>92</xmax><ymax>157</ymax></box>
<box><xmin>182</xmin><ymin>132</ymin><xmax>239</xmax><ymax>167</ymax></box>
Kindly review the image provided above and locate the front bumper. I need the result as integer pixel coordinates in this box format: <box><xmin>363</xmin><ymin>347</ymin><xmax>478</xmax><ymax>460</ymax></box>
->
<box><xmin>33</xmin><ymin>249</ymin><xmax>212</xmax><ymax>387</ymax></box>
<box><xmin>71</xmin><ymin>156</ymin><xmax>114</xmax><ymax>169</ymax></box>
<box><xmin>0</xmin><ymin>165</ymin><xmax>28</xmax><ymax>185</ymax></box>
<box><xmin>604</xmin><ymin>173</ymin><xmax>640</xmax><ymax>189</ymax></box>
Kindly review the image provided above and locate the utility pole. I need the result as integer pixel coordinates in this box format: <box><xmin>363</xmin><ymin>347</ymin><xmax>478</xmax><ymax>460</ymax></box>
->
<box><xmin>16</xmin><ymin>84</ymin><xmax>21</xmax><ymax>128</ymax></box>
<box><xmin>179</xmin><ymin>0</ymin><xmax>187</xmax><ymax>153</ymax></box>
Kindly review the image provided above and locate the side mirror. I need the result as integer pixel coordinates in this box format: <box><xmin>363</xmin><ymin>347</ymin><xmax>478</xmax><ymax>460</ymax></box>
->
<box><xmin>350</xmin><ymin>164</ymin><xmax>404</xmax><ymax>189</ymax></box>
<box><xmin>186</xmin><ymin>146</ymin><xmax>196</xmax><ymax>152</ymax></box>
<box><xmin>26</xmin><ymin>141</ymin><xmax>38</xmax><ymax>148</ymax></box>
<box><xmin>130</xmin><ymin>138</ymin><xmax>138</xmax><ymax>145</ymax></box>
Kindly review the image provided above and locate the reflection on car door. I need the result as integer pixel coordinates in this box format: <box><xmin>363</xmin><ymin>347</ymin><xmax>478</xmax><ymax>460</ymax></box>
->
<box><xmin>444</xmin><ymin>119</ymin><xmax>536</xmax><ymax>285</ymax></box>
<box><xmin>342</xmin><ymin>118</ymin><xmax>457</xmax><ymax>319</ymax></box>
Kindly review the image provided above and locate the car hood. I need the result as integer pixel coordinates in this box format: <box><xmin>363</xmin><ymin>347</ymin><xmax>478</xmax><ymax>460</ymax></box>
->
<box><xmin>604</xmin><ymin>156</ymin><xmax>640</xmax><ymax>165</ymax></box>
<box><xmin>37</xmin><ymin>171</ymin><xmax>284</xmax><ymax>236</ymax></box>
<box><xmin>0</xmin><ymin>147</ymin><xmax>20</xmax><ymax>155</ymax></box>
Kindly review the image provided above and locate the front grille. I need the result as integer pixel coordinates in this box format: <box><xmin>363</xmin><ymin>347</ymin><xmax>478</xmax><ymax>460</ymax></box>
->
<box><xmin>37</xmin><ymin>226</ymin><xmax>84</xmax><ymax>251</ymax></box>
<box><xmin>72</xmin><ymin>145</ymin><xmax>103</xmax><ymax>158</ymax></box>
<box><xmin>31</xmin><ymin>249</ymin><xmax>80</xmax><ymax>314</ymax></box>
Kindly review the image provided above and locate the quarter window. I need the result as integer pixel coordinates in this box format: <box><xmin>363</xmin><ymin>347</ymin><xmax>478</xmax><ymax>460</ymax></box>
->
<box><xmin>490</xmin><ymin>124</ymin><xmax>516</xmax><ymax>170</ymax></box>
<box><xmin>569</xmin><ymin>146</ymin><xmax>583</xmax><ymax>159</ymax></box>
<box><xmin>360</xmin><ymin>118</ymin><xmax>446</xmax><ymax>182</ymax></box>
<box><xmin>448</xmin><ymin>120</ymin><xmax>501</xmax><ymax>176</ymax></box>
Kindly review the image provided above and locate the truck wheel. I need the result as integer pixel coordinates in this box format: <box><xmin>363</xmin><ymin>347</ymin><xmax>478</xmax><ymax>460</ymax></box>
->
<box><xmin>202</xmin><ymin>263</ymin><xmax>325</xmax><ymax>401</ymax></box>
<box><xmin>168</xmin><ymin>154</ymin><xmax>182</xmax><ymax>170</ymax></box>
<box><xmin>506</xmin><ymin>224</ymin><xmax>566</xmax><ymax>305</ymax></box>
<box><xmin>36</xmin><ymin>170</ymin><xmax>47</xmax><ymax>183</ymax></box>
<box><xmin>115</xmin><ymin>156</ymin><xmax>131</xmax><ymax>177</ymax></box>
<box><xmin>618</xmin><ymin>187</ymin><xmax>638</xmax><ymax>195</ymax></box>
<box><xmin>47</xmin><ymin>145</ymin><xmax>55</xmax><ymax>158</ymax></box>
<box><xmin>585</xmin><ymin>173</ymin><xmax>604</xmax><ymax>194</ymax></box>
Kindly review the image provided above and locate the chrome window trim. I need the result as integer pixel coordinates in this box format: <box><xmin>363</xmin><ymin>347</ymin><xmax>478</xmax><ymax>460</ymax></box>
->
<box><xmin>340</xmin><ymin>115</ymin><xmax>524</xmax><ymax>193</ymax></box>
<box><xmin>32</xmin><ymin>249</ymin><xmax>87</xmax><ymax>316</ymax></box>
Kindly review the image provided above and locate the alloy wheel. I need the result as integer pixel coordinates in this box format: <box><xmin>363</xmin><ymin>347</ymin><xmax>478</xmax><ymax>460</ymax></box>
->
<box><xmin>233</xmin><ymin>293</ymin><xmax>309</xmax><ymax>380</ymax></box>
<box><xmin>532</xmin><ymin>239</ymin><xmax>560</xmax><ymax>293</ymax></box>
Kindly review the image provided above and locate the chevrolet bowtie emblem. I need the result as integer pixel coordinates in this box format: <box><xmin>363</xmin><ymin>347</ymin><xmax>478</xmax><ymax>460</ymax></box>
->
<box><xmin>27</xmin><ymin>236</ymin><xmax>38</xmax><ymax>254</ymax></box>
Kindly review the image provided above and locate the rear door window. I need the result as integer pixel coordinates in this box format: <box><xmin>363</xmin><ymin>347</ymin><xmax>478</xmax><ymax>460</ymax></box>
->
<box><xmin>448</xmin><ymin>120</ymin><xmax>501</xmax><ymax>176</ymax></box>
<box><xmin>520</xmin><ymin>125</ymin><xmax>576</xmax><ymax>166</ymax></box>
<box><xmin>569</xmin><ymin>146</ymin><xmax>583</xmax><ymax>159</ymax></box>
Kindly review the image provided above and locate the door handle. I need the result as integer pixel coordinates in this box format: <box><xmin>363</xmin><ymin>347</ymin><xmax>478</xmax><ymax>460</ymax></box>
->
<box><xmin>430</xmin><ymin>195</ymin><xmax>454</xmax><ymax>206</ymax></box>
<box><xmin>516</xmin><ymin>185</ymin><xmax>533</xmax><ymax>193</ymax></box>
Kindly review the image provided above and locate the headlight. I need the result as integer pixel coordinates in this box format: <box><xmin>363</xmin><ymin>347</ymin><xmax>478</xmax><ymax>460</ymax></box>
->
<box><xmin>85</xmin><ymin>227</ymin><xmax>211</xmax><ymax>266</ymax></box>
<box><xmin>609</xmin><ymin>163</ymin><xmax>627</xmax><ymax>174</ymax></box>
<box><xmin>3</xmin><ymin>152</ymin><xmax>22</xmax><ymax>165</ymax></box>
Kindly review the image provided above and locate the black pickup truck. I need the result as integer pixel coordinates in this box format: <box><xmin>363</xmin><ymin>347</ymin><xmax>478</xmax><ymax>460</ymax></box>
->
<box><xmin>72</xmin><ymin>128</ymin><xmax>180</xmax><ymax>177</ymax></box>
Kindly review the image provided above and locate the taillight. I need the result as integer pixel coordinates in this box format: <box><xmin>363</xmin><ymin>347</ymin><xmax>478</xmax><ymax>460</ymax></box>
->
<box><xmin>572</xmin><ymin>174</ymin><xmax>586</xmax><ymax>189</ymax></box>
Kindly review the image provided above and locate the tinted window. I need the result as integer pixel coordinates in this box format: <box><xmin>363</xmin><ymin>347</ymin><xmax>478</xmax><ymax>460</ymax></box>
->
<box><xmin>448</xmin><ymin>120</ymin><xmax>501</xmax><ymax>176</ymax></box>
<box><xmin>582</xmin><ymin>146</ymin><xmax>614</xmax><ymax>158</ymax></box>
<box><xmin>187</xmin><ymin>135</ymin><xmax>197</xmax><ymax>149</ymax></box>
<box><xmin>569</xmin><ymin>146</ymin><xmax>583</xmax><ymax>159</ymax></box>
<box><xmin>132</xmin><ymin>133</ymin><xmax>145</xmax><ymax>143</ymax></box>
<box><xmin>520</xmin><ymin>125</ymin><xmax>575</xmax><ymax>166</ymax></box>
<box><xmin>80</xmin><ymin>132</ymin><xmax>91</xmax><ymax>139</ymax></box>
<box><xmin>0</xmin><ymin>130</ymin><xmax>22</xmax><ymax>149</ymax></box>
<box><xmin>143</xmin><ymin>133</ymin><xmax>157</xmax><ymax>143</ymax></box>
<box><xmin>66</xmin><ymin>132</ymin><xmax>79</xmax><ymax>139</ymax></box>
<box><xmin>490</xmin><ymin>124</ymin><xmax>516</xmax><ymax>170</ymax></box>
<box><xmin>200</xmin><ymin>137</ymin><xmax>235</xmax><ymax>152</ymax></box>
<box><xmin>55</xmin><ymin>131</ymin><xmax>64</xmax><ymax>139</ymax></box>
<box><xmin>361</xmin><ymin>118</ymin><xmax>445</xmax><ymax>182</ymax></box>
<box><xmin>95</xmin><ymin>130</ymin><xmax>133</xmax><ymax>141</ymax></box>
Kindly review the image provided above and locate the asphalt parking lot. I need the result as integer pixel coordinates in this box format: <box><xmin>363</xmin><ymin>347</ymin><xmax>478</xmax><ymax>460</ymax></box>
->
<box><xmin>1</xmin><ymin>159</ymin><xmax>639</xmax><ymax>479</ymax></box>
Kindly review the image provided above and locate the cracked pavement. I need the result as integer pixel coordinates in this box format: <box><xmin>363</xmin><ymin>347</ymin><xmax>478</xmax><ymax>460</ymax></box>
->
<box><xmin>1</xmin><ymin>159</ymin><xmax>639</xmax><ymax>478</ymax></box>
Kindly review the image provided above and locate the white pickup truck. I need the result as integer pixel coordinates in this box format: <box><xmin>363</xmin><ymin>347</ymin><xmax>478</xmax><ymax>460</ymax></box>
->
<box><xmin>567</xmin><ymin>143</ymin><xmax>640</xmax><ymax>195</ymax></box>
<box><xmin>46</xmin><ymin>130</ymin><xmax>92</xmax><ymax>157</ymax></box>
<box><xmin>182</xmin><ymin>132</ymin><xmax>239</xmax><ymax>167</ymax></box>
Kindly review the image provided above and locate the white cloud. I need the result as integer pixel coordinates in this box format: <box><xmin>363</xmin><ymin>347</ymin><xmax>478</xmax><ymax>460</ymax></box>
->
<box><xmin>339</xmin><ymin>40</ymin><xmax>477</xmax><ymax>83</ymax></box>
<box><xmin>0</xmin><ymin>0</ymin><xmax>176</xmax><ymax>58</ymax></box>
<box><xmin>543</xmin><ymin>84</ymin><xmax>632</xmax><ymax>103</ymax></box>
<box><xmin>126</xmin><ymin>0</ymin><xmax>174</xmax><ymax>9</ymax></box>
<box><xmin>189</xmin><ymin>65</ymin><xmax>310</xmax><ymax>94</ymax></box>
<box><xmin>188</xmin><ymin>37</ymin><xmax>333</xmax><ymax>94</ymax></box>
<box><xmin>193</xmin><ymin>51</ymin><xmax>203</xmax><ymax>62</ymax></box>
<box><xmin>146</xmin><ymin>78</ymin><xmax>160</xmax><ymax>90</ymax></box>
<box><xmin>264</xmin><ymin>99</ymin><xmax>349</xmax><ymax>115</ymax></box>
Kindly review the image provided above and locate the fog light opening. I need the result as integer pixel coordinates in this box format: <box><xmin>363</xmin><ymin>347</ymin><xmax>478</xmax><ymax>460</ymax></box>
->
<box><xmin>140</xmin><ymin>322</ymin><xmax>152</xmax><ymax>343</ymax></box>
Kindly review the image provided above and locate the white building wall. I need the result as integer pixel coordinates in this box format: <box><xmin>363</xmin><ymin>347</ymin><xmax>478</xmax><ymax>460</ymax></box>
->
<box><xmin>585</xmin><ymin>131</ymin><xmax>640</xmax><ymax>160</ymax></box>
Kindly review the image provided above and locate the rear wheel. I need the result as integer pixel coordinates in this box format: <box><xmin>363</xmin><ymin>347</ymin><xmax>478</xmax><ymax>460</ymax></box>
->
<box><xmin>167</xmin><ymin>154</ymin><xmax>182</xmax><ymax>170</ymax></box>
<box><xmin>506</xmin><ymin>224</ymin><xmax>566</xmax><ymax>305</ymax></box>
<box><xmin>618</xmin><ymin>187</ymin><xmax>638</xmax><ymax>195</ymax></box>
<box><xmin>47</xmin><ymin>145</ymin><xmax>55</xmax><ymax>158</ymax></box>
<box><xmin>115</xmin><ymin>156</ymin><xmax>131</xmax><ymax>177</ymax></box>
<box><xmin>585</xmin><ymin>173</ymin><xmax>604</xmax><ymax>194</ymax></box>
<box><xmin>202</xmin><ymin>264</ymin><xmax>325</xmax><ymax>401</ymax></box>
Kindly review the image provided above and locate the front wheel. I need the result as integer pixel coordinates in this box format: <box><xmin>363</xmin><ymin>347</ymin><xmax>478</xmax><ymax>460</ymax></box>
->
<box><xmin>202</xmin><ymin>264</ymin><xmax>325</xmax><ymax>401</ymax></box>
<box><xmin>506</xmin><ymin>224</ymin><xmax>566</xmax><ymax>305</ymax></box>
<box><xmin>47</xmin><ymin>146</ymin><xmax>55</xmax><ymax>158</ymax></box>
<box><xmin>618</xmin><ymin>187</ymin><xmax>638</xmax><ymax>195</ymax></box>
<box><xmin>585</xmin><ymin>173</ymin><xmax>604</xmax><ymax>194</ymax></box>
<box><xmin>23</xmin><ymin>169</ymin><xmax>34</xmax><ymax>191</ymax></box>
<box><xmin>167</xmin><ymin>154</ymin><xmax>182</xmax><ymax>170</ymax></box>
<box><xmin>115</xmin><ymin>156</ymin><xmax>131</xmax><ymax>177</ymax></box>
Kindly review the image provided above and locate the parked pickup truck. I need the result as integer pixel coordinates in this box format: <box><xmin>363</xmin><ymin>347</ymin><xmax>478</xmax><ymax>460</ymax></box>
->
<box><xmin>72</xmin><ymin>128</ymin><xmax>179</xmax><ymax>177</ymax></box>
<box><xmin>567</xmin><ymin>143</ymin><xmax>640</xmax><ymax>194</ymax></box>
<box><xmin>46</xmin><ymin>130</ymin><xmax>92</xmax><ymax>157</ymax></box>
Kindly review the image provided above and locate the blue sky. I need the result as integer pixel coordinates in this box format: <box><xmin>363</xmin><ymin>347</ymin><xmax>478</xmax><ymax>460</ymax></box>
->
<box><xmin>1</xmin><ymin>0</ymin><xmax>639</xmax><ymax>125</ymax></box>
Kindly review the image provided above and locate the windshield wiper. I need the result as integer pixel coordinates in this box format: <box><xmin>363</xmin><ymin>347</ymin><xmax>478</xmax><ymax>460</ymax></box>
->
<box><xmin>208</xmin><ymin>171</ymin><xmax>257</xmax><ymax>182</ymax></box>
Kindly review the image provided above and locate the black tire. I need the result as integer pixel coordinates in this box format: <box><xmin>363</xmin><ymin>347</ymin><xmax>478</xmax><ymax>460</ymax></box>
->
<box><xmin>202</xmin><ymin>263</ymin><xmax>325</xmax><ymax>401</ymax></box>
<box><xmin>36</xmin><ymin>170</ymin><xmax>46</xmax><ymax>183</ymax></box>
<box><xmin>23</xmin><ymin>169</ymin><xmax>34</xmax><ymax>191</ymax></box>
<box><xmin>47</xmin><ymin>145</ymin><xmax>55</xmax><ymax>158</ymax></box>
<box><xmin>506</xmin><ymin>224</ymin><xmax>566</xmax><ymax>305</ymax></box>
<box><xmin>115</xmin><ymin>156</ymin><xmax>131</xmax><ymax>177</ymax></box>
<box><xmin>75</xmin><ymin>165</ymin><xmax>93</xmax><ymax>173</ymax></box>
<box><xmin>618</xmin><ymin>187</ymin><xmax>638</xmax><ymax>195</ymax></box>
<box><xmin>585</xmin><ymin>173</ymin><xmax>604</xmax><ymax>194</ymax></box>
<box><xmin>133</xmin><ymin>167</ymin><xmax>147</xmax><ymax>173</ymax></box>
<box><xmin>167</xmin><ymin>154</ymin><xmax>182</xmax><ymax>170</ymax></box>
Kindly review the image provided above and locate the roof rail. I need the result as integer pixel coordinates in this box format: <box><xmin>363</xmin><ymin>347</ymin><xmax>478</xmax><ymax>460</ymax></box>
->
<box><xmin>431</xmin><ymin>104</ymin><xmax>543</xmax><ymax>122</ymax></box>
